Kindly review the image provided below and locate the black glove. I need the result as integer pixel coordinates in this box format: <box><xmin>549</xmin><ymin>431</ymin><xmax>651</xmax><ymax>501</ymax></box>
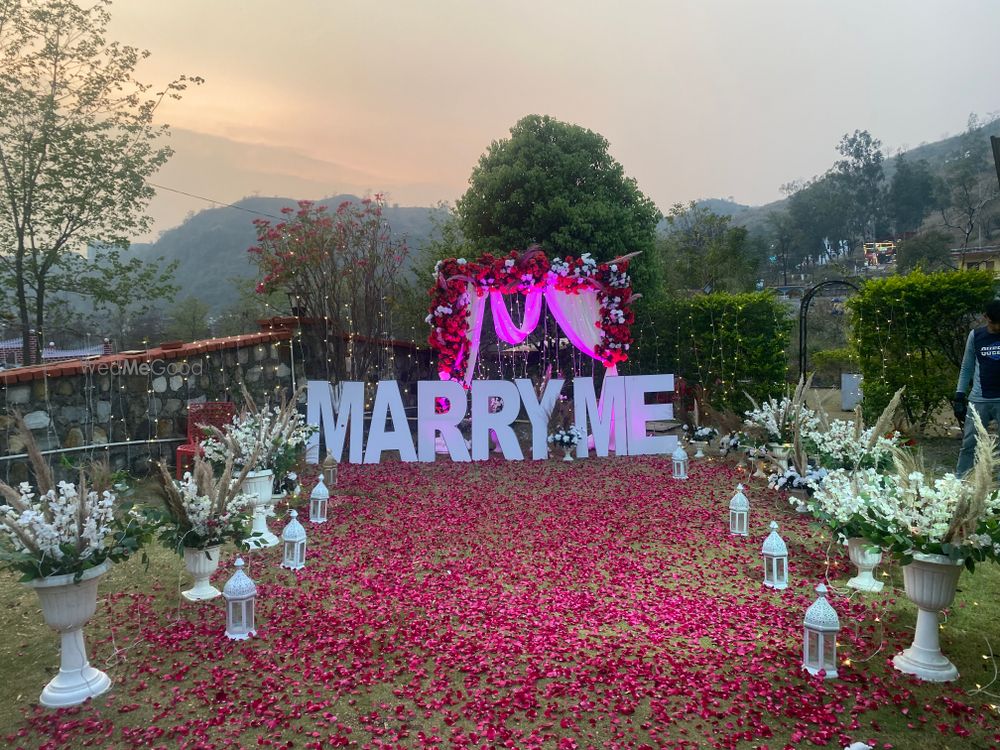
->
<box><xmin>953</xmin><ymin>392</ymin><xmax>967</xmax><ymax>427</ymax></box>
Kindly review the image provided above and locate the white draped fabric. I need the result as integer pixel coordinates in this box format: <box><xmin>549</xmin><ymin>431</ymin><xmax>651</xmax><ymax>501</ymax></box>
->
<box><xmin>444</xmin><ymin>281</ymin><xmax>617</xmax><ymax>384</ymax></box>
<box><xmin>438</xmin><ymin>279</ymin><xmax>621</xmax><ymax>451</ymax></box>
<box><xmin>490</xmin><ymin>289</ymin><xmax>543</xmax><ymax>345</ymax></box>
<box><xmin>441</xmin><ymin>285</ymin><xmax>488</xmax><ymax>387</ymax></box>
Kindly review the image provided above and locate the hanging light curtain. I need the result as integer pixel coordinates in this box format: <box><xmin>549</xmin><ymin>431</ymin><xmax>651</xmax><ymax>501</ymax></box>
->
<box><xmin>490</xmin><ymin>289</ymin><xmax>544</xmax><ymax>345</ymax></box>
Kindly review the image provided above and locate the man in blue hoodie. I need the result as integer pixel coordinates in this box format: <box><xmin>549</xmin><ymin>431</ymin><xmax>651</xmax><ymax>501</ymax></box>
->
<box><xmin>954</xmin><ymin>298</ymin><xmax>1000</xmax><ymax>475</ymax></box>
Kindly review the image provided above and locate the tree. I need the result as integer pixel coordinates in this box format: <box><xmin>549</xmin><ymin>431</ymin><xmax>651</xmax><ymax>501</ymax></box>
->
<box><xmin>391</xmin><ymin>203</ymin><xmax>473</xmax><ymax>340</ymax></box>
<box><xmin>70</xmin><ymin>248</ymin><xmax>179</xmax><ymax>347</ymax></box>
<box><xmin>888</xmin><ymin>154</ymin><xmax>937</xmax><ymax>234</ymax></box>
<box><xmin>166</xmin><ymin>295</ymin><xmax>211</xmax><ymax>342</ymax></box>
<box><xmin>249</xmin><ymin>196</ymin><xmax>408</xmax><ymax>382</ymax></box>
<box><xmin>213</xmin><ymin>277</ymin><xmax>278</xmax><ymax>338</ymax></box>
<box><xmin>456</xmin><ymin>115</ymin><xmax>662</xmax><ymax>294</ymax></box>
<box><xmin>658</xmin><ymin>202</ymin><xmax>762</xmax><ymax>292</ymax></box>
<box><xmin>894</xmin><ymin>230</ymin><xmax>954</xmax><ymax>273</ymax></box>
<box><xmin>835</xmin><ymin>130</ymin><xmax>887</xmax><ymax>242</ymax></box>
<box><xmin>937</xmin><ymin>116</ymin><xmax>1000</xmax><ymax>254</ymax></box>
<box><xmin>765</xmin><ymin>210</ymin><xmax>797</xmax><ymax>286</ymax></box>
<box><xmin>785</xmin><ymin>175</ymin><xmax>854</xmax><ymax>264</ymax></box>
<box><xmin>0</xmin><ymin>0</ymin><xmax>201</xmax><ymax>362</ymax></box>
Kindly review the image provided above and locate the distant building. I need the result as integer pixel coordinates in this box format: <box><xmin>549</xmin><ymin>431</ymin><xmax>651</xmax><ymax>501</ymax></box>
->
<box><xmin>950</xmin><ymin>246</ymin><xmax>1000</xmax><ymax>275</ymax></box>
<box><xmin>863</xmin><ymin>241</ymin><xmax>896</xmax><ymax>267</ymax></box>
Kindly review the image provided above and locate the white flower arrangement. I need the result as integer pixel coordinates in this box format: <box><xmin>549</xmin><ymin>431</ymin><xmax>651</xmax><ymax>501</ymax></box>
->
<box><xmin>809</xmin><ymin>410</ymin><xmax>1000</xmax><ymax>568</ymax></box>
<box><xmin>1</xmin><ymin>482</ymin><xmax>114</xmax><ymax>570</ymax></box>
<box><xmin>804</xmin><ymin>419</ymin><xmax>899</xmax><ymax>471</ymax></box>
<box><xmin>744</xmin><ymin>396</ymin><xmax>819</xmax><ymax>444</ymax></box>
<box><xmin>164</xmin><ymin>473</ymin><xmax>252</xmax><ymax>549</ymax></box>
<box><xmin>0</xmin><ymin>416</ymin><xmax>154</xmax><ymax>580</ymax></box>
<box><xmin>768</xmin><ymin>466</ymin><xmax>827</xmax><ymax>493</ymax></box>
<box><xmin>547</xmin><ymin>426</ymin><xmax>584</xmax><ymax>448</ymax></box>
<box><xmin>684</xmin><ymin>425</ymin><xmax>718</xmax><ymax>442</ymax></box>
<box><xmin>202</xmin><ymin>387</ymin><xmax>316</xmax><ymax>487</ymax></box>
<box><xmin>155</xmin><ymin>440</ymin><xmax>258</xmax><ymax>553</ymax></box>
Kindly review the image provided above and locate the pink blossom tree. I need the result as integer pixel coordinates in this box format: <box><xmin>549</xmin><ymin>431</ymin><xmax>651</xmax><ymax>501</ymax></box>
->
<box><xmin>249</xmin><ymin>195</ymin><xmax>408</xmax><ymax>382</ymax></box>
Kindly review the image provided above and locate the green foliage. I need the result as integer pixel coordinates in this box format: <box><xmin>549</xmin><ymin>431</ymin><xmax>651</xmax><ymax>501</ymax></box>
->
<box><xmin>894</xmin><ymin>229</ymin><xmax>954</xmax><ymax>273</ymax></box>
<box><xmin>632</xmin><ymin>292</ymin><xmax>791</xmax><ymax>412</ymax></box>
<box><xmin>69</xmin><ymin>248</ymin><xmax>179</xmax><ymax>345</ymax></box>
<box><xmin>835</xmin><ymin>129</ymin><xmax>888</xmax><ymax>241</ymax></box>
<box><xmin>658</xmin><ymin>202</ymin><xmax>765</xmax><ymax>292</ymax></box>
<box><xmin>166</xmin><ymin>295</ymin><xmax>211</xmax><ymax>342</ymax></box>
<box><xmin>889</xmin><ymin>154</ymin><xmax>938</xmax><ymax>234</ymax></box>
<box><xmin>456</xmin><ymin>114</ymin><xmax>662</xmax><ymax>294</ymax></box>
<box><xmin>785</xmin><ymin>175</ymin><xmax>854</xmax><ymax>262</ymax></box>
<box><xmin>391</xmin><ymin>205</ymin><xmax>474</xmax><ymax>339</ymax></box>
<box><xmin>846</xmin><ymin>270</ymin><xmax>996</xmax><ymax>431</ymax></box>
<box><xmin>0</xmin><ymin>0</ymin><xmax>201</xmax><ymax>360</ymax></box>
<box><xmin>213</xmin><ymin>277</ymin><xmax>280</xmax><ymax>337</ymax></box>
<box><xmin>810</xmin><ymin>347</ymin><xmax>857</xmax><ymax>384</ymax></box>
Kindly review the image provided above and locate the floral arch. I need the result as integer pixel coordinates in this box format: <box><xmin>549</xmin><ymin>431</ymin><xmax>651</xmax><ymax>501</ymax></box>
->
<box><xmin>426</xmin><ymin>249</ymin><xmax>637</xmax><ymax>385</ymax></box>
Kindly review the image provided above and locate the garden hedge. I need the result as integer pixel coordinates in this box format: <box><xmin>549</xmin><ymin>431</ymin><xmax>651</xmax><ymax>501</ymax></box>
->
<box><xmin>631</xmin><ymin>292</ymin><xmax>792</xmax><ymax>412</ymax></box>
<box><xmin>846</xmin><ymin>269</ymin><xmax>996</xmax><ymax>431</ymax></box>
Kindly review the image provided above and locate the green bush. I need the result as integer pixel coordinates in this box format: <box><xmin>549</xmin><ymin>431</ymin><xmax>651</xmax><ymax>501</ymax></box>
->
<box><xmin>811</xmin><ymin>347</ymin><xmax>858</xmax><ymax>386</ymax></box>
<box><xmin>846</xmin><ymin>269</ymin><xmax>996</xmax><ymax>431</ymax></box>
<box><xmin>631</xmin><ymin>292</ymin><xmax>792</xmax><ymax>412</ymax></box>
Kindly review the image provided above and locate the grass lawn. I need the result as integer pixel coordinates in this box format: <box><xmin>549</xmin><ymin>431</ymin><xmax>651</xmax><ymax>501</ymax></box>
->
<box><xmin>1</xmin><ymin>454</ymin><xmax>999</xmax><ymax>749</ymax></box>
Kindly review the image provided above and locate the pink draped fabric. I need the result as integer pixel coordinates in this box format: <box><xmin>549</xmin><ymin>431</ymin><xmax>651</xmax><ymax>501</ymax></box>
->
<box><xmin>490</xmin><ymin>289</ymin><xmax>544</xmax><ymax>345</ymax></box>
<box><xmin>442</xmin><ymin>281</ymin><xmax>616</xmax><ymax>382</ymax></box>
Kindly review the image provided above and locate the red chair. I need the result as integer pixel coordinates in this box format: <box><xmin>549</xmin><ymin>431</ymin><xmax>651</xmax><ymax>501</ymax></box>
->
<box><xmin>176</xmin><ymin>401</ymin><xmax>236</xmax><ymax>478</ymax></box>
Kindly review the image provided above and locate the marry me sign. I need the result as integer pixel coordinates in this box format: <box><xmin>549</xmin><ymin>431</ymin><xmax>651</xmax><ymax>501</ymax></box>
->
<box><xmin>305</xmin><ymin>374</ymin><xmax>677</xmax><ymax>465</ymax></box>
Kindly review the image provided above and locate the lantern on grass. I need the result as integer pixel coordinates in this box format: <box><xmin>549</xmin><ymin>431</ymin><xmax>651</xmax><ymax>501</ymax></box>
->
<box><xmin>223</xmin><ymin>557</ymin><xmax>256</xmax><ymax>640</ymax></box>
<box><xmin>729</xmin><ymin>484</ymin><xmax>749</xmax><ymax>536</ymax></box>
<box><xmin>761</xmin><ymin>521</ymin><xmax>788</xmax><ymax>589</ymax></box>
<box><xmin>672</xmin><ymin>444</ymin><xmax>689</xmax><ymax>480</ymax></box>
<box><xmin>309</xmin><ymin>476</ymin><xmax>329</xmax><ymax>523</ymax></box>
<box><xmin>281</xmin><ymin>510</ymin><xmax>306</xmax><ymax>570</ymax></box>
<box><xmin>803</xmin><ymin>583</ymin><xmax>840</xmax><ymax>679</ymax></box>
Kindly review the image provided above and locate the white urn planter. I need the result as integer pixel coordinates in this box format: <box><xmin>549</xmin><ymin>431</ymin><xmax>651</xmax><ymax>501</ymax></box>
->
<box><xmin>242</xmin><ymin>469</ymin><xmax>278</xmax><ymax>548</ymax></box>
<box><xmin>691</xmin><ymin>441</ymin><xmax>707</xmax><ymax>459</ymax></box>
<box><xmin>892</xmin><ymin>552</ymin><xmax>964</xmax><ymax>682</ymax></box>
<box><xmin>767</xmin><ymin>443</ymin><xmax>791</xmax><ymax>472</ymax></box>
<box><xmin>562</xmin><ymin>446</ymin><xmax>575</xmax><ymax>462</ymax></box>
<box><xmin>846</xmin><ymin>538</ymin><xmax>884</xmax><ymax>593</ymax></box>
<box><xmin>26</xmin><ymin>561</ymin><xmax>112</xmax><ymax>708</ymax></box>
<box><xmin>182</xmin><ymin>545</ymin><xmax>222</xmax><ymax>601</ymax></box>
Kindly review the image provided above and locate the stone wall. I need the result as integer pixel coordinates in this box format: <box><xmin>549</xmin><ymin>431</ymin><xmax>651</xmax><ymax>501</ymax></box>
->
<box><xmin>0</xmin><ymin>332</ymin><xmax>294</xmax><ymax>480</ymax></box>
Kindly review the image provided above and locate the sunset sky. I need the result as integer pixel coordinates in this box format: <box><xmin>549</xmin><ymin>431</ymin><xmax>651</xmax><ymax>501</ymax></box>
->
<box><xmin>107</xmin><ymin>0</ymin><xmax>1000</xmax><ymax>240</ymax></box>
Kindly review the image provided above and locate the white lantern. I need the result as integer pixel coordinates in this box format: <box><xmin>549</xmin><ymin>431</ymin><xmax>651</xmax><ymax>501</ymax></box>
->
<box><xmin>803</xmin><ymin>583</ymin><xmax>840</xmax><ymax>679</ymax></box>
<box><xmin>761</xmin><ymin>520</ymin><xmax>788</xmax><ymax>589</ymax></box>
<box><xmin>281</xmin><ymin>510</ymin><xmax>306</xmax><ymax>570</ymax></box>
<box><xmin>322</xmin><ymin>455</ymin><xmax>338</xmax><ymax>487</ymax></box>
<box><xmin>729</xmin><ymin>484</ymin><xmax>749</xmax><ymax>536</ymax></box>
<box><xmin>671</xmin><ymin>444</ymin><xmax>689</xmax><ymax>480</ymax></box>
<box><xmin>223</xmin><ymin>557</ymin><xmax>256</xmax><ymax>640</ymax></box>
<box><xmin>309</xmin><ymin>476</ymin><xmax>329</xmax><ymax>523</ymax></box>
